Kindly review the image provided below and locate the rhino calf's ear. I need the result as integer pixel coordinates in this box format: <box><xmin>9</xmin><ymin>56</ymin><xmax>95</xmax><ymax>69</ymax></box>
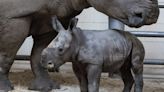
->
<box><xmin>68</xmin><ymin>18</ymin><xmax>78</xmax><ymax>31</ymax></box>
<box><xmin>52</xmin><ymin>16</ymin><xmax>65</xmax><ymax>32</ymax></box>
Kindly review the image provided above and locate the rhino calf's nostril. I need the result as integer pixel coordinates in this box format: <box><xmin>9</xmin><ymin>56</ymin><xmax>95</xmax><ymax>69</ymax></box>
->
<box><xmin>47</xmin><ymin>61</ymin><xmax>54</xmax><ymax>69</ymax></box>
<box><xmin>48</xmin><ymin>62</ymin><xmax>52</xmax><ymax>65</ymax></box>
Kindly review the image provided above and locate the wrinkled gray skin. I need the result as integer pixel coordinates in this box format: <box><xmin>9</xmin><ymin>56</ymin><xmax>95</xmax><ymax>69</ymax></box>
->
<box><xmin>0</xmin><ymin>0</ymin><xmax>158</xmax><ymax>91</ymax></box>
<box><xmin>41</xmin><ymin>17</ymin><xmax>145</xmax><ymax>92</ymax></box>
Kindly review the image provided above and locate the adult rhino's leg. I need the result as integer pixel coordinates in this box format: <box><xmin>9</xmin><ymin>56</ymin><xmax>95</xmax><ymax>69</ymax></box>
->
<box><xmin>29</xmin><ymin>31</ymin><xmax>59</xmax><ymax>91</ymax></box>
<box><xmin>0</xmin><ymin>17</ymin><xmax>30</xmax><ymax>91</ymax></box>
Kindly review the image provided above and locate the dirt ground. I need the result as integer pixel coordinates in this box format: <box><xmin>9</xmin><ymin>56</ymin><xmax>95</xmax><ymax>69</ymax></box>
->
<box><xmin>8</xmin><ymin>67</ymin><xmax>164</xmax><ymax>92</ymax></box>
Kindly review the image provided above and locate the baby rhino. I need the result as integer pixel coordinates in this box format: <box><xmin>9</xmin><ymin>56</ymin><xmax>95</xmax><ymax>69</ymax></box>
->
<box><xmin>41</xmin><ymin>17</ymin><xmax>145</xmax><ymax>92</ymax></box>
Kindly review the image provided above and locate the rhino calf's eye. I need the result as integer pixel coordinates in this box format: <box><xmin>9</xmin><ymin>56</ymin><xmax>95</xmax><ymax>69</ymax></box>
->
<box><xmin>58</xmin><ymin>47</ymin><xmax>63</xmax><ymax>52</ymax></box>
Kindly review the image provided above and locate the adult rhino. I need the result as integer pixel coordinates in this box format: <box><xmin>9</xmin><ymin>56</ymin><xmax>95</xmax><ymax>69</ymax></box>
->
<box><xmin>0</xmin><ymin>0</ymin><xmax>159</xmax><ymax>91</ymax></box>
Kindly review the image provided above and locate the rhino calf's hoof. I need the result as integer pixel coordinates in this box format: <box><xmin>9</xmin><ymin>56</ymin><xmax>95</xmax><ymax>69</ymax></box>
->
<box><xmin>28</xmin><ymin>77</ymin><xmax>60</xmax><ymax>91</ymax></box>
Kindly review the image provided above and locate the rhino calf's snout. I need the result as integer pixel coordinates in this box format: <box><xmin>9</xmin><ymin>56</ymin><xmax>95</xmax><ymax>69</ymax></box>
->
<box><xmin>47</xmin><ymin>60</ymin><xmax>54</xmax><ymax>69</ymax></box>
<box><xmin>41</xmin><ymin>50</ymin><xmax>54</xmax><ymax>69</ymax></box>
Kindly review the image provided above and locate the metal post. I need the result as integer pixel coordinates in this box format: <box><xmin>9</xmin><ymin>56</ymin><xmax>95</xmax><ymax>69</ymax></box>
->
<box><xmin>108</xmin><ymin>17</ymin><xmax>125</xmax><ymax>30</ymax></box>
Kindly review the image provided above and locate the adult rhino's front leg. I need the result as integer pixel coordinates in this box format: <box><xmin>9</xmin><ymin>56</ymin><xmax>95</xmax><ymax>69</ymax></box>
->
<box><xmin>0</xmin><ymin>17</ymin><xmax>30</xmax><ymax>91</ymax></box>
<box><xmin>29</xmin><ymin>31</ymin><xmax>59</xmax><ymax>91</ymax></box>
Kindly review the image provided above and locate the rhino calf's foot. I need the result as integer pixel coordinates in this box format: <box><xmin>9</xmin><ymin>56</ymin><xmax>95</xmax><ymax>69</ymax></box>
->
<box><xmin>28</xmin><ymin>77</ymin><xmax>60</xmax><ymax>91</ymax></box>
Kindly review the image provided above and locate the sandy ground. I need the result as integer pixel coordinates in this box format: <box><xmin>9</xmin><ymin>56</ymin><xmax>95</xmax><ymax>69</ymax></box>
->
<box><xmin>8</xmin><ymin>68</ymin><xmax>164</xmax><ymax>92</ymax></box>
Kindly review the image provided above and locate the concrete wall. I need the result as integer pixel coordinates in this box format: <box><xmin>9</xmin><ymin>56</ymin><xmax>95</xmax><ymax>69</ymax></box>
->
<box><xmin>159</xmin><ymin>0</ymin><xmax>164</xmax><ymax>4</ymax></box>
<box><xmin>17</xmin><ymin>36</ymin><xmax>33</xmax><ymax>55</ymax></box>
<box><xmin>17</xmin><ymin>2</ymin><xmax>164</xmax><ymax>60</ymax></box>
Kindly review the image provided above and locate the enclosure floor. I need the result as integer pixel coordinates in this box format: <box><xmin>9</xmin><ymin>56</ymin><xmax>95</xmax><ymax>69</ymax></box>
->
<box><xmin>8</xmin><ymin>68</ymin><xmax>164</xmax><ymax>92</ymax></box>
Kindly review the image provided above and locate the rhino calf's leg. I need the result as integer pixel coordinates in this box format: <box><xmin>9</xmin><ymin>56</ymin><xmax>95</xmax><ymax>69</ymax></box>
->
<box><xmin>120</xmin><ymin>65</ymin><xmax>134</xmax><ymax>92</ymax></box>
<box><xmin>131</xmin><ymin>57</ymin><xmax>143</xmax><ymax>92</ymax></box>
<box><xmin>133</xmin><ymin>72</ymin><xmax>143</xmax><ymax>92</ymax></box>
<box><xmin>0</xmin><ymin>17</ymin><xmax>30</xmax><ymax>91</ymax></box>
<box><xmin>87</xmin><ymin>64</ymin><xmax>101</xmax><ymax>92</ymax></box>
<box><xmin>29</xmin><ymin>31</ymin><xmax>59</xmax><ymax>91</ymax></box>
<box><xmin>72</xmin><ymin>62</ymin><xmax>88</xmax><ymax>92</ymax></box>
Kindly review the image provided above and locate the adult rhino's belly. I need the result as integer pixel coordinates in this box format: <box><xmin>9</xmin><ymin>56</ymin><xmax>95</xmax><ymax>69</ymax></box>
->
<box><xmin>0</xmin><ymin>0</ymin><xmax>45</xmax><ymax>18</ymax></box>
